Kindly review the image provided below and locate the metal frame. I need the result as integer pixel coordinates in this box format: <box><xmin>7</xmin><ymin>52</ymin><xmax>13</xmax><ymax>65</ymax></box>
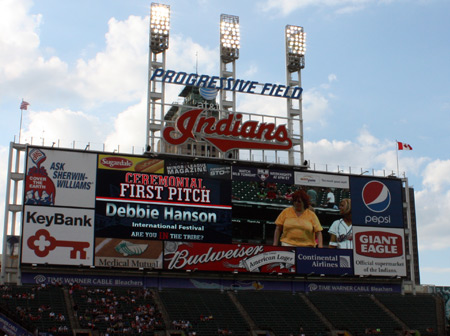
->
<box><xmin>1</xmin><ymin>142</ymin><xmax>26</xmax><ymax>285</ymax></box>
<box><xmin>285</xmin><ymin>25</ymin><xmax>306</xmax><ymax>167</ymax></box>
<box><xmin>146</xmin><ymin>3</ymin><xmax>170</xmax><ymax>154</ymax></box>
<box><xmin>219</xmin><ymin>14</ymin><xmax>240</xmax><ymax>159</ymax></box>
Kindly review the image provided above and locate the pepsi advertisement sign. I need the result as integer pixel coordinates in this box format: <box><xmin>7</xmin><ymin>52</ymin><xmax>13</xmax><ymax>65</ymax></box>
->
<box><xmin>350</xmin><ymin>177</ymin><xmax>404</xmax><ymax>228</ymax></box>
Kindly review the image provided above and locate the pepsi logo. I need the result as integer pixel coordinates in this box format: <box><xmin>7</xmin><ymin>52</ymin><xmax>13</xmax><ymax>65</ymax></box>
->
<box><xmin>362</xmin><ymin>181</ymin><xmax>391</xmax><ymax>213</ymax></box>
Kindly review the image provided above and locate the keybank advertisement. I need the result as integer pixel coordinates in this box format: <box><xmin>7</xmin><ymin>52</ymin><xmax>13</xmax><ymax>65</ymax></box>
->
<box><xmin>296</xmin><ymin>247</ymin><xmax>354</xmax><ymax>276</ymax></box>
<box><xmin>95</xmin><ymin>169</ymin><xmax>232</xmax><ymax>243</ymax></box>
<box><xmin>353</xmin><ymin>226</ymin><xmax>406</xmax><ymax>277</ymax></box>
<box><xmin>21</xmin><ymin>205</ymin><xmax>95</xmax><ymax>266</ymax></box>
<box><xmin>350</xmin><ymin>176</ymin><xmax>404</xmax><ymax>228</ymax></box>
<box><xmin>25</xmin><ymin>147</ymin><xmax>97</xmax><ymax>208</ymax></box>
<box><xmin>164</xmin><ymin>242</ymin><xmax>296</xmax><ymax>273</ymax></box>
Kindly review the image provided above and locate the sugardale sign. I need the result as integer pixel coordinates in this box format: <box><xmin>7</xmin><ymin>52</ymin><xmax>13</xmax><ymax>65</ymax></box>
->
<box><xmin>163</xmin><ymin>109</ymin><xmax>293</xmax><ymax>152</ymax></box>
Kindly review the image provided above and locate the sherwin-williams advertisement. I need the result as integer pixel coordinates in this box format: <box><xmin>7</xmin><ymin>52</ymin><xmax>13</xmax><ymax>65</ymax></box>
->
<box><xmin>25</xmin><ymin>148</ymin><xmax>97</xmax><ymax>208</ymax></box>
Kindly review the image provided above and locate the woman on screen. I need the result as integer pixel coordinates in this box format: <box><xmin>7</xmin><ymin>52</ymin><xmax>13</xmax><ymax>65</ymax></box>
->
<box><xmin>328</xmin><ymin>198</ymin><xmax>353</xmax><ymax>249</ymax></box>
<box><xmin>273</xmin><ymin>189</ymin><xmax>323</xmax><ymax>248</ymax></box>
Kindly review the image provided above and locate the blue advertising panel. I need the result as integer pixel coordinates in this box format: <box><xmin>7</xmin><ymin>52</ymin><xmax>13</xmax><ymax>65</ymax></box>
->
<box><xmin>0</xmin><ymin>313</ymin><xmax>34</xmax><ymax>336</ymax></box>
<box><xmin>350</xmin><ymin>176</ymin><xmax>404</xmax><ymax>228</ymax></box>
<box><xmin>296</xmin><ymin>247</ymin><xmax>354</xmax><ymax>276</ymax></box>
<box><xmin>305</xmin><ymin>281</ymin><xmax>401</xmax><ymax>293</ymax></box>
<box><xmin>21</xmin><ymin>272</ymin><xmax>144</xmax><ymax>287</ymax></box>
<box><xmin>95</xmin><ymin>169</ymin><xmax>232</xmax><ymax>243</ymax></box>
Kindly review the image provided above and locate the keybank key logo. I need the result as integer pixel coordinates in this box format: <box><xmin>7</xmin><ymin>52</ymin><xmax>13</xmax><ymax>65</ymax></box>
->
<box><xmin>362</xmin><ymin>181</ymin><xmax>391</xmax><ymax>213</ymax></box>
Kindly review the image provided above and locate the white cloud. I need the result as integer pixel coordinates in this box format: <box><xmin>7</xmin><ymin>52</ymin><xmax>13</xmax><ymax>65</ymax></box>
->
<box><xmin>0</xmin><ymin>0</ymin><xmax>41</xmax><ymax>79</ymax></box>
<box><xmin>74</xmin><ymin>16</ymin><xmax>149</xmax><ymax>104</ymax></box>
<box><xmin>415</xmin><ymin>159</ymin><xmax>450</xmax><ymax>251</ymax></box>
<box><xmin>104</xmin><ymin>99</ymin><xmax>148</xmax><ymax>153</ymax></box>
<box><xmin>21</xmin><ymin>109</ymin><xmax>104</xmax><ymax>148</ymax></box>
<box><xmin>167</xmin><ymin>35</ymin><xmax>218</xmax><ymax>75</ymax></box>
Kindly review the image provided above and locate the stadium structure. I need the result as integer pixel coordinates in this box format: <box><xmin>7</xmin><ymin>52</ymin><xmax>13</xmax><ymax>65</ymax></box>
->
<box><xmin>1</xmin><ymin>3</ymin><xmax>449</xmax><ymax>336</ymax></box>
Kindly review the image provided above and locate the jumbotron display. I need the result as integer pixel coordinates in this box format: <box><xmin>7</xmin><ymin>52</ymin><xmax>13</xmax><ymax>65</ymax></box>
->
<box><xmin>21</xmin><ymin>146</ymin><xmax>407</xmax><ymax>277</ymax></box>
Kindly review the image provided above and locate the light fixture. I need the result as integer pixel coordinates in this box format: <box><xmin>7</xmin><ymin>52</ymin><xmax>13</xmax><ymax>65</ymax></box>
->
<box><xmin>286</xmin><ymin>25</ymin><xmax>306</xmax><ymax>72</ymax></box>
<box><xmin>220</xmin><ymin>14</ymin><xmax>240</xmax><ymax>63</ymax></box>
<box><xmin>150</xmin><ymin>3</ymin><xmax>170</xmax><ymax>53</ymax></box>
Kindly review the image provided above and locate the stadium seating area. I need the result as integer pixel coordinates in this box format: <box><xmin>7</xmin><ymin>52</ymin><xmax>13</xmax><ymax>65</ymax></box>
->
<box><xmin>235</xmin><ymin>290</ymin><xmax>328</xmax><ymax>336</ymax></box>
<box><xmin>0</xmin><ymin>284</ymin><xmax>444</xmax><ymax>336</ymax></box>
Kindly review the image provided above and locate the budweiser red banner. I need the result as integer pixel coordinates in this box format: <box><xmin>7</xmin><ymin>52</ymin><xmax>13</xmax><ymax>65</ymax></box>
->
<box><xmin>164</xmin><ymin>242</ymin><xmax>296</xmax><ymax>273</ymax></box>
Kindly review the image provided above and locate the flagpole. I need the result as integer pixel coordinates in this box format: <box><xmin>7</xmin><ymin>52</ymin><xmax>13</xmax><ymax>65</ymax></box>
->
<box><xmin>19</xmin><ymin>99</ymin><xmax>24</xmax><ymax>143</ymax></box>
<box><xmin>395</xmin><ymin>140</ymin><xmax>399</xmax><ymax>177</ymax></box>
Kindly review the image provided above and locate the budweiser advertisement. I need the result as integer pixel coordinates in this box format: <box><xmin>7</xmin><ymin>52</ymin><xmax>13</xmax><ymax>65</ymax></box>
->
<box><xmin>164</xmin><ymin>242</ymin><xmax>296</xmax><ymax>273</ymax></box>
<box><xmin>353</xmin><ymin>226</ymin><xmax>406</xmax><ymax>277</ymax></box>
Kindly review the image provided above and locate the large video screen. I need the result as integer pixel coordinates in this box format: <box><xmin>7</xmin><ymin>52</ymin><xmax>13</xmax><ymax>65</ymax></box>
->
<box><xmin>21</xmin><ymin>146</ymin><xmax>407</xmax><ymax>277</ymax></box>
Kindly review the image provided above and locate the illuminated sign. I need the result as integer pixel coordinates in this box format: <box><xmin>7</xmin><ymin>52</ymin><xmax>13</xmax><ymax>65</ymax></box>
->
<box><xmin>163</xmin><ymin>108</ymin><xmax>293</xmax><ymax>152</ymax></box>
<box><xmin>151</xmin><ymin>69</ymin><xmax>303</xmax><ymax>98</ymax></box>
<box><xmin>350</xmin><ymin>177</ymin><xmax>404</xmax><ymax>228</ymax></box>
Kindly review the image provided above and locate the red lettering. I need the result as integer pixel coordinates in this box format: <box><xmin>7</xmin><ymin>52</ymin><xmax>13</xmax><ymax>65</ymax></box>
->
<box><xmin>163</xmin><ymin>109</ymin><xmax>292</xmax><ymax>152</ymax></box>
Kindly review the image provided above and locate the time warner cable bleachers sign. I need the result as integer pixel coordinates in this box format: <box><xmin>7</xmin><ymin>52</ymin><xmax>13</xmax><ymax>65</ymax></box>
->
<box><xmin>20</xmin><ymin>146</ymin><xmax>407</xmax><ymax>278</ymax></box>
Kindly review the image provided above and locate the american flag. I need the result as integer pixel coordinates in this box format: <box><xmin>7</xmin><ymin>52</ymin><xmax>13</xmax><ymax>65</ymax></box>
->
<box><xmin>20</xmin><ymin>100</ymin><xmax>30</xmax><ymax>110</ymax></box>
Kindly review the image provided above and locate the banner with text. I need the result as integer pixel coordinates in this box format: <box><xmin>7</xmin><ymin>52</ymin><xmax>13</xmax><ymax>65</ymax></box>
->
<box><xmin>353</xmin><ymin>226</ymin><xmax>406</xmax><ymax>277</ymax></box>
<box><xmin>164</xmin><ymin>242</ymin><xmax>296</xmax><ymax>273</ymax></box>
<box><xmin>95</xmin><ymin>168</ymin><xmax>232</xmax><ymax>243</ymax></box>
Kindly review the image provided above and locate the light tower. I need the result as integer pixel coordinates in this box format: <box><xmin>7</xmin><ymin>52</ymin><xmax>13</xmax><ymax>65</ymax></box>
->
<box><xmin>285</xmin><ymin>25</ymin><xmax>306</xmax><ymax>166</ymax></box>
<box><xmin>146</xmin><ymin>3</ymin><xmax>170</xmax><ymax>153</ymax></box>
<box><xmin>219</xmin><ymin>14</ymin><xmax>240</xmax><ymax>159</ymax></box>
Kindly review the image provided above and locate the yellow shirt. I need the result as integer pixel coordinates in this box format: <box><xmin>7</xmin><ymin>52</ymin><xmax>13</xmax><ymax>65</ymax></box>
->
<box><xmin>275</xmin><ymin>207</ymin><xmax>323</xmax><ymax>247</ymax></box>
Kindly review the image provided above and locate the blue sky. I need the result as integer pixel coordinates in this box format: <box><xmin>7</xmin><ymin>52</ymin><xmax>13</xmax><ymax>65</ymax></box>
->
<box><xmin>1</xmin><ymin>0</ymin><xmax>449</xmax><ymax>286</ymax></box>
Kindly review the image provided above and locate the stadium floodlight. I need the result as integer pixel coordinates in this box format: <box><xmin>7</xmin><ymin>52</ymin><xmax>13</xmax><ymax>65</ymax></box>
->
<box><xmin>285</xmin><ymin>25</ymin><xmax>306</xmax><ymax>72</ymax></box>
<box><xmin>150</xmin><ymin>3</ymin><xmax>170</xmax><ymax>53</ymax></box>
<box><xmin>220</xmin><ymin>14</ymin><xmax>240</xmax><ymax>63</ymax></box>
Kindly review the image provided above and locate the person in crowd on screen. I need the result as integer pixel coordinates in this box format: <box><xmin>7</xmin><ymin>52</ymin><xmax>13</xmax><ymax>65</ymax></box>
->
<box><xmin>328</xmin><ymin>198</ymin><xmax>353</xmax><ymax>249</ymax></box>
<box><xmin>284</xmin><ymin>188</ymin><xmax>294</xmax><ymax>201</ymax></box>
<box><xmin>326</xmin><ymin>188</ymin><xmax>336</xmax><ymax>208</ymax></box>
<box><xmin>273</xmin><ymin>189</ymin><xmax>323</xmax><ymax>248</ymax></box>
<box><xmin>257</xmin><ymin>188</ymin><xmax>267</xmax><ymax>200</ymax></box>
<box><xmin>306</xmin><ymin>187</ymin><xmax>318</xmax><ymax>207</ymax></box>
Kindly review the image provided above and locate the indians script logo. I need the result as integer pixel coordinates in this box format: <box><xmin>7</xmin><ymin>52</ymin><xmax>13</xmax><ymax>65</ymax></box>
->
<box><xmin>163</xmin><ymin>109</ymin><xmax>293</xmax><ymax>152</ymax></box>
<box><xmin>362</xmin><ymin>181</ymin><xmax>391</xmax><ymax>213</ymax></box>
